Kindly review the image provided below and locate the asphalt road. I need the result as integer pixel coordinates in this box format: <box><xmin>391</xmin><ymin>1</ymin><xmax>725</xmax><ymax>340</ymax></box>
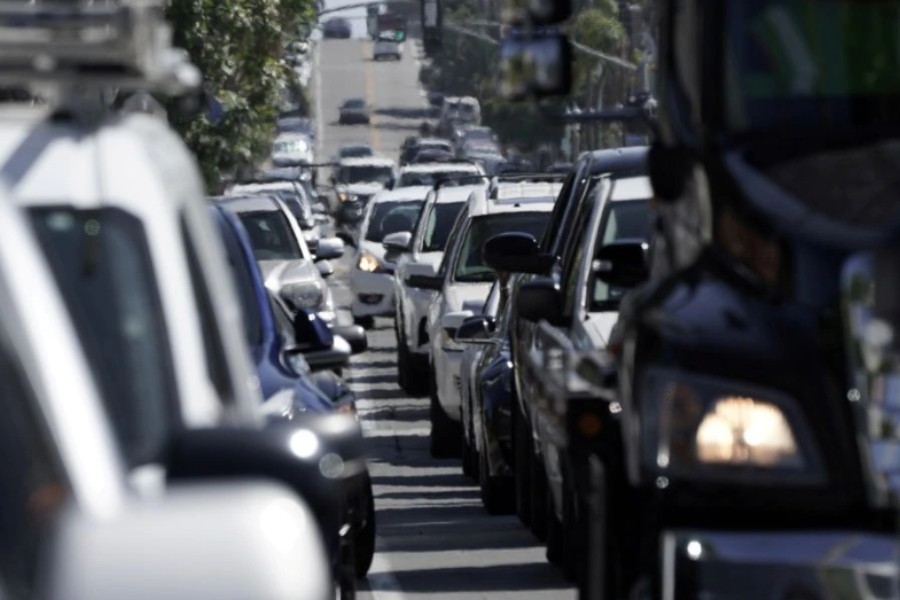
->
<box><xmin>312</xmin><ymin>35</ymin><xmax>577</xmax><ymax>599</ymax></box>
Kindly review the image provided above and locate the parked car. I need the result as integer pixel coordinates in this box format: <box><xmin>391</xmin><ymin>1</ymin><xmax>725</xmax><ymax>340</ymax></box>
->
<box><xmin>323</xmin><ymin>17</ymin><xmax>352</xmax><ymax>38</ymax></box>
<box><xmin>0</xmin><ymin>184</ymin><xmax>333</xmax><ymax>600</ymax></box>
<box><xmin>350</xmin><ymin>186</ymin><xmax>431</xmax><ymax>326</ymax></box>
<box><xmin>215</xmin><ymin>194</ymin><xmax>343</xmax><ymax>327</ymax></box>
<box><xmin>373</xmin><ymin>38</ymin><xmax>402</xmax><ymax>60</ymax></box>
<box><xmin>408</xmin><ymin>177</ymin><xmax>562</xmax><ymax>457</ymax></box>
<box><xmin>392</xmin><ymin>182</ymin><xmax>488</xmax><ymax>395</ymax></box>
<box><xmin>339</xmin><ymin>98</ymin><xmax>371</xmax><ymax>124</ymax></box>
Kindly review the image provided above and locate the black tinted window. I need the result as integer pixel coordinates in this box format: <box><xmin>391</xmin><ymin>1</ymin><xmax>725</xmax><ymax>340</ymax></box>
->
<box><xmin>238</xmin><ymin>210</ymin><xmax>302</xmax><ymax>261</ymax></box>
<box><xmin>366</xmin><ymin>200</ymin><xmax>424</xmax><ymax>242</ymax></box>
<box><xmin>422</xmin><ymin>202</ymin><xmax>465</xmax><ymax>251</ymax></box>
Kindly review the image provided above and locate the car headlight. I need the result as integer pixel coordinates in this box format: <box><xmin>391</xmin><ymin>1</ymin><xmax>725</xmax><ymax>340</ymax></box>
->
<box><xmin>357</xmin><ymin>251</ymin><xmax>384</xmax><ymax>273</ymax></box>
<box><xmin>281</xmin><ymin>281</ymin><xmax>325</xmax><ymax>310</ymax></box>
<box><xmin>642</xmin><ymin>368</ymin><xmax>825</xmax><ymax>485</ymax></box>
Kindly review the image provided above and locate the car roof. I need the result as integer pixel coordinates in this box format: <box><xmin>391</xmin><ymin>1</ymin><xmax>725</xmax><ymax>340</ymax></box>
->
<box><xmin>609</xmin><ymin>176</ymin><xmax>653</xmax><ymax>201</ymax></box>
<box><xmin>430</xmin><ymin>183</ymin><xmax>487</xmax><ymax>205</ymax></box>
<box><xmin>230</xmin><ymin>181</ymin><xmax>299</xmax><ymax>194</ymax></box>
<box><xmin>467</xmin><ymin>182</ymin><xmax>560</xmax><ymax>217</ymax></box>
<box><xmin>400</xmin><ymin>162</ymin><xmax>480</xmax><ymax>174</ymax></box>
<box><xmin>340</xmin><ymin>142</ymin><xmax>372</xmax><ymax>150</ymax></box>
<box><xmin>339</xmin><ymin>157</ymin><xmax>396</xmax><ymax>167</ymax></box>
<box><xmin>216</xmin><ymin>194</ymin><xmax>281</xmax><ymax>213</ymax></box>
<box><xmin>417</xmin><ymin>137</ymin><xmax>452</xmax><ymax>146</ymax></box>
<box><xmin>583</xmin><ymin>146</ymin><xmax>648</xmax><ymax>176</ymax></box>
<box><xmin>371</xmin><ymin>186</ymin><xmax>432</xmax><ymax>204</ymax></box>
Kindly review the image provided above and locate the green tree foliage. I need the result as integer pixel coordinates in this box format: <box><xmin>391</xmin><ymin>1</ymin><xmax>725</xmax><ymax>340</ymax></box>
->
<box><xmin>167</xmin><ymin>0</ymin><xmax>315</xmax><ymax>190</ymax></box>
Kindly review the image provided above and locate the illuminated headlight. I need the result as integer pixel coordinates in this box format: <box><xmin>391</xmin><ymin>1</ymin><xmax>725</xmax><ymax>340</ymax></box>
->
<box><xmin>357</xmin><ymin>251</ymin><xmax>384</xmax><ymax>273</ymax></box>
<box><xmin>642</xmin><ymin>368</ymin><xmax>824</xmax><ymax>485</ymax></box>
<box><xmin>337</xmin><ymin>191</ymin><xmax>354</xmax><ymax>203</ymax></box>
<box><xmin>281</xmin><ymin>281</ymin><xmax>324</xmax><ymax>310</ymax></box>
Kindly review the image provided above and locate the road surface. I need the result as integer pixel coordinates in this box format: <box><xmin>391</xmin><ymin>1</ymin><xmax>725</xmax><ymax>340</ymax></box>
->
<box><xmin>312</xmin><ymin>35</ymin><xmax>578</xmax><ymax>600</ymax></box>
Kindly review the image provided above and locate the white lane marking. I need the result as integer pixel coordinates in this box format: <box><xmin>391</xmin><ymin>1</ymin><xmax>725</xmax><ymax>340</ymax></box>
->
<box><xmin>366</xmin><ymin>553</ymin><xmax>405</xmax><ymax>600</ymax></box>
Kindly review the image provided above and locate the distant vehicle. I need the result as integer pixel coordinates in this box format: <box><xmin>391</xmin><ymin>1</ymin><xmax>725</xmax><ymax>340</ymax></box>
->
<box><xmin>438</xmin><ymin>95</ymin><xmax>481</xmax><ymax>135</ymax></box>
<box><xmin>396</xmin><ymin>161</ymin><xmax>484</xmax><ymax>188</ymax></box>
<box><xmin>335</xmin><ymin>142</ymin><xmax>375</xmax><ymax>160</ymax></box>
<box><xmin>229</xmin><ymin>180</ymin><xmax>318</xmax><ymax>243</ymax></box>
<box><xmin>339</xmin><ymin>98</ymin><xmax>371</xmax><ymax>124</ymax></box>
<box><xmin>277</xmin><ymin>115</ymin><xmax>315</xmax><ymax>139</ymax></box>
<box><xmin>410</xmin><ymin>148</ymin><xmax>456</xmax><ymax>164</ymax></box>
<box><xmin>373</xmin><ymin>38</ymin><xmax>402</xmax><ymax>61</ymax></box>
<box><xmin>323</xmin><ymin>17</ymin><xmax>352</xmax><ymax>38</ymax></box>
<box><xmin>400</xmin><ymin>136</ymin><xmax>453</xmax><ymax>164</ymax></box>
<box><xmin>331</xmin><ymin>157</ymin><xmax>398</xmax><ymax>238</ymax></box>
<box><xmin>350</xmin><ymin>186</ymin><xmax>432</xmax><ymax>326</ymax></box>
<box><xmin>272</xmin><ymin>132</ymin><xmax>314</xmax><ymax>166</ymax></box>
<box><xmin>457</xmin><ymin>139</ymin><xmax>503</xmax><ymax>161</ymax></box>
<box><xmin>453</xmin><ymin>125</ymin><xmax>497</xmax><ymax>150</ymax></box>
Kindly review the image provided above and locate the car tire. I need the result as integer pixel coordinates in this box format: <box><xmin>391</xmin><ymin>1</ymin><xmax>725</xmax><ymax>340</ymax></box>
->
<box><xmin>529</xmin><ymin>446</ymin><xmax>549</xmax><ymax>541</ymax></box>
<box><xmin>479</xmin><ymin>429</ymin><xmax>513</xmax><ymax>515</ymax></box>
<box><xmin>546</xmin><ymin>493</ymin><xmax>565</xmax><ymax>567</ymax></box>
<box><xmin>354</xmin><ymin>315</ymin><xmax>375</xmax><ymax>329</ymax></box>
<box><xmin>354</xmin><ymin>472</ymin><xmax>376</xmax><ymax>579</ymax></box>
<box><xmin>429</xmin><ymin>372</ymin><xmax>460</xmax><ymax>458</ymax></box>
<box><xmin>513</xmin><ymin>406</ymin><xmax>532</xmax><ymax>527</ymax></box>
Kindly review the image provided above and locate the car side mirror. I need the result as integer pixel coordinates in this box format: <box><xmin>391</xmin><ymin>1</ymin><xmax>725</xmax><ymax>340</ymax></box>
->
<box><xmin>301</xmin><ymin>334</ymin><xmax>351</xmax><ymax>371</ymax></box>
<box><xmin>483</xmin><ymin>232</ymin><xmax>553</xmax><ymax>274</ymax></box>
<box><xmin>455</xmin><ymin>315</ymin><xmax>496</xmax><ymax>343</ymax></box>
<box><xmin>291</xmin><ymin>309</ymin><xmax>334</xmax><ymax>351</ymax></box>
<box><xmin>441</xmin><ymin>310</ymin><xmax>475</xmax><ymax>338</ymax></box>
<box><xmin>594</xmin><ymin>239</ymin><xmax>648</xmax><ymax>288</ymax></box>
<box><xmin>45</xmin><ymin>481</ymin><xmax>333</xmax><ymax>600</ymax></box>
<box><xmin>516</xmin><ymin>277</ymin><xmax>563</xmax><ymax>324</ymax></box>
<box><xmin>315</xmin><ymin>237</ymin><xmax>345</xmax><ymax>261</ymax></box>
<box><xmin>406</xmin><ymin>273</ymin><xmax>443</xmax><ymax>290</ymax></box>
<box><xmin>383</xmin><ymin>231</ymin><xmax>412</xmax><ymax>252</ymax></box>
<box><xmin>316</xmin><ymin>260</ymin><xmax>334</xmax><ymax>278</ymax></box>
<box><xmin>332</xmin><ymin>324</ymin><xmax>368</xmax><ymax>354</ymax></box>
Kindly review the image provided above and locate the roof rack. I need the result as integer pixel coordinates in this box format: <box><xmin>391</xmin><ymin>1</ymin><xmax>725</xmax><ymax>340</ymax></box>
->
<box><xmin>0</xmin><ymin>0</ymin><xmax>199</xmax><ymax>96</ymax></box>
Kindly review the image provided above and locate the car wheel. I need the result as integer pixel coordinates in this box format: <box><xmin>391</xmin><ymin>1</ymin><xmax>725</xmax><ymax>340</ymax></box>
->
<box><xmin>354</xmin><ymin>315</ymin><xmax>375</xmax><ymax>329</ymax></box>
<box><xmin>354</xmin><ymin>472</ymin><xmax>376</xmax><ymax>578</ymax></box>
<box><xmin>429</xmin><ymin>371</ymin><xmax>460</xmax><ymax>458</ymax></box>
<box><xmin>479</xmin><ymin>429</ymin><xmax>513</xmax><ymax>515</ymax></box>
<box><xmin>513</xmin><ymin>406</ymin><xmax>532</xmax><ymax>527</ymax></box>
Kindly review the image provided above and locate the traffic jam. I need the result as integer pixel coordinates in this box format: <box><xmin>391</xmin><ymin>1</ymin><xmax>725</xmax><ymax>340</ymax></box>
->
<box><xmin>1</xmin><ymin>0</ymin><xmax>899</xmax><ymax>599</ymax></box>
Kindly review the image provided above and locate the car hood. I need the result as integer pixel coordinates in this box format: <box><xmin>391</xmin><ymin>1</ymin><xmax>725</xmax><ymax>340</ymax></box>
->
<box><xmin>259</xmin><ymin>259</ymin><xmax>322</xmax><ymax>289</ymax></box>
<box><xmin>444</xmin><ymin>282</ymin><xmax>493</xmax><ymax>313</ymax></box>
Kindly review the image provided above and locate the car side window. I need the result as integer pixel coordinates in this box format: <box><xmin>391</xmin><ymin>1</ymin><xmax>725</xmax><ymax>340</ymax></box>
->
<box><xmin>540</xmin><ymin>170</ymin><xmax>577</xmax><ymax>253</ymax></box>
<box><xmin>0</xmin><ymin>342</ymin><xmax>68</xmax><ymax>599</ymax></box>
<box><xmin>180</xmin><ymin>216</ymin><xmax>236</xmax><ymax>407</ymax></box>
<box><xmin>561</xmin><ymin>195</ymin><xmax>600</xmax><ymax>318</ymax></box>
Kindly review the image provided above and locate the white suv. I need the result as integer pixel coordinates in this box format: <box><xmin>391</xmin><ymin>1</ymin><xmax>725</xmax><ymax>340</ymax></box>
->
<box><xmin>416</xmin><ymin>177</ymin><xmax>562</xmax><ymax>456</ymax></box>
<box><xmin>392</xmin><ymin>183</ymin><xmax>487</xmax><ymax>394</ymax></box>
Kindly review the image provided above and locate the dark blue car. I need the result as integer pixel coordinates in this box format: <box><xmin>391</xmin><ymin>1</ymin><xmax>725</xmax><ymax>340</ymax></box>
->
<box><xmin>209</xmin><ymin>203</ymin><xmax>343</xmax><ymax>414</ymax></box>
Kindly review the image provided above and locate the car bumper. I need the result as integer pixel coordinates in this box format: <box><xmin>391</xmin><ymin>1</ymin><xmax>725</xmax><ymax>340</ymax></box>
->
<box><xmin>351</xmin><ymin>269</ymin><xmax>395</xmax><ymax>317</ymax></box>
<box><xmin>662</xmin><ymin>529</ymin><xmax>899</xmax><ymax>600</ymax></box>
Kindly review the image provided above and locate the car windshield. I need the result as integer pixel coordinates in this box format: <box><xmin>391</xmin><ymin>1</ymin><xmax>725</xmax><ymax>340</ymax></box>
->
<box><xmin>273</xmin><ymin>138</ymin><xmax>309</xmax><ymax>155</ymax></box>
<box><xmin>344</xmin><ymin>99</ymin><xmax>366</xmax><ymax>109</ymax></box>
<box><xmin>365</xmin><ymin>200</ymin><xmax>424</xmax><ymax>242</ymax></box>
<box><xmin>591</xmin><ymin>200</ymin><xmax>652</xmax><ymax>309</ymax></box>
<box><xmin>724</xmin><ymin>0</ymin><xmax>900</xmax><ymax>134</ymax></box>
<box><xmin>399</xmin><ymin>170</ymin><xmax>477</xmax><ymax>187</ymax></box>
<box><xmin>30</xmin><ymin>207</ymin><xmax>177</xmax><ymax>467</ymax></box>
<box><xmin>455</xmin><ymin>212</ymin><xmax>550</xmax><ymax>281</ymax></box>
<box><xmin>237</xmin><ymin>210</ymin><xmax>303</xmax><ymax>261</ymax></box>
<box><xmin>340</xmin><ymin>165</ymin><xmax>394</xmax><ymax>184</ymax></box>
<box><xmin>422</xmin><ymin>201</ymin><xmax>465</xmax><ymax>252</ymax></box>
